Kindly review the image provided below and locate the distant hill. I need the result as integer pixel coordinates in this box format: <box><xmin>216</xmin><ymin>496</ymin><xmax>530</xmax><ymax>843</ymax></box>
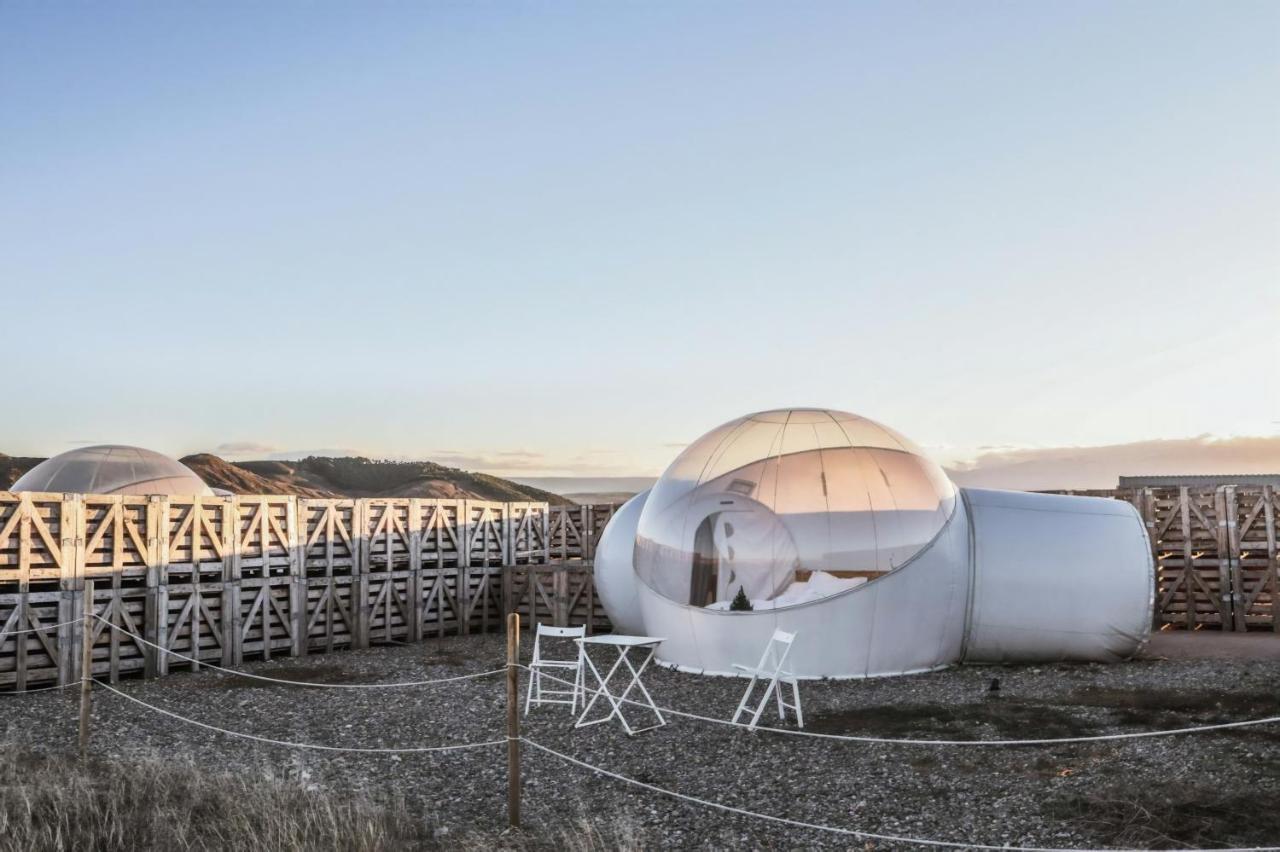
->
<box><xmin>1</xmin><ymin>452</ymin><xmax>570</xmax><ymax>505</ymax></box>
<box><xmin>0</xmin><ymin>454</ymin><xmax>44</xmax><ymax>492</ymax></box>
<box><xmin>189</xmin><ymin>455</ymin><xmax>571</xmax><ymax>505</ymax></box>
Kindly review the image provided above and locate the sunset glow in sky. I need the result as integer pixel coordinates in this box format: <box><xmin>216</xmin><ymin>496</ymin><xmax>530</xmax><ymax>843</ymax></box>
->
<box><xmin>2</xmin><ymin>2</ymin><xmax>1277</xmax><ymax>487</ymax></box>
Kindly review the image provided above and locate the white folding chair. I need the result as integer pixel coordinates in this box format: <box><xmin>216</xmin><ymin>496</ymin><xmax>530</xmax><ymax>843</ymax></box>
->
<box><xmin>524</xmin><ymin>623</ymin><xmax>586</xmax><ymax>714</ymax></box>
<box><xmin>731</xmin><ymin>629</ymin><xmax>804</xmax><ymax>730</ymax></box>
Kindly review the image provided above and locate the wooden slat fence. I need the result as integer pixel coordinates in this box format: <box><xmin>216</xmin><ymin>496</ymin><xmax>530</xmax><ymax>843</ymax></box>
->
<box><xmin>1128</xmin><ymin>485</ymin><xmax>1279</xmax><ymax>632</ymax></box>
<box><xmin>0</xmin><ymin>492</ymin><xmax>595</xmax><ymax>691</ymax></box>
<box><xmin>546</xmin><ymin>504</ymin><xmax>617</xmax><ymax>561</ymax></box>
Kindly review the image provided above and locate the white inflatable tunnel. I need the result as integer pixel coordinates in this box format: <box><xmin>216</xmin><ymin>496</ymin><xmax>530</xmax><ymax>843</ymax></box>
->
<box><xmin>595</xmin><ymin>409</ymin><xmax>1154</xmax><ymax>679</ymax></box>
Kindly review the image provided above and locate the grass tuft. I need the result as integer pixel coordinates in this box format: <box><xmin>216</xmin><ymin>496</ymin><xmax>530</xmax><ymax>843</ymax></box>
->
<box><xmin>0</xmin><ymin>747</ymin><xmax>644</xmax><ymax>852</ymax></box>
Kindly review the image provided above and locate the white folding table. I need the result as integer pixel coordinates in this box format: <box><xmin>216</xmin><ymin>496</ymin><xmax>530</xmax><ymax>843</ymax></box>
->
<box><xmin>574</xmin><ymin>634</ymin><xmax>666</xmax><ymax>735</ymax></box>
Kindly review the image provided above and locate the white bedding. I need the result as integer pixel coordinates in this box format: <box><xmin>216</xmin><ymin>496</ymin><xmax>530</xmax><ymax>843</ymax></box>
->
<box><xmin>705</xmin><ymin>571</ymin><xmax>867</xmax><ymax>610</ymax></box>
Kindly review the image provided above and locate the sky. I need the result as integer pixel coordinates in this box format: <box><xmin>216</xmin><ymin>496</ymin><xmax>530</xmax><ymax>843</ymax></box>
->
<box><xmin>2</xmin><ymin>1</ymin><xmax>1277</xmax><ymax>487</ymax></box>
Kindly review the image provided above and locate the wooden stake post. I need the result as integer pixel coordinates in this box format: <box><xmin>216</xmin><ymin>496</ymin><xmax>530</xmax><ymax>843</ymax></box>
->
<box><xmin>79</xmin><ymin>580</ymin><xmax>94</xmax><ymax>756</ymax></box>
<box><xmin>506</xmin><ymin>612</ymin><xmax>520</xmax><ymax>828</ymax></box>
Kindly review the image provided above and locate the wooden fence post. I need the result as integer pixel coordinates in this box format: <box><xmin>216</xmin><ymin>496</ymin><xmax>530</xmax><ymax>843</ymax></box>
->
<box><xmin>506</xmin><ymin>611</ymin><xmax>521</xmax><ymax>828</ymax></box>
<box><xmin>79</xmin><ymin>579</ymin><xmax>95</xmax><ymax>756</ymax></box>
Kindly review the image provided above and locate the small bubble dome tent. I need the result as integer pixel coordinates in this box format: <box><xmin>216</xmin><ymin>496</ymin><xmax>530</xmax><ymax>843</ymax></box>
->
<box><xmin>11</xmin><ymin>445</ymin><xmax>213</xmax><ymax>497</ymax></box>
<box><xmin>597</xmin><ymin>408</ymin><xmax>1154</xmax><ymax>679</ymax></box>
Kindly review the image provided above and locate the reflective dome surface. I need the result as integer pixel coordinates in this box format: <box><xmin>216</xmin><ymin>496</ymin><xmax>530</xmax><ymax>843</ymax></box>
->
<box><xmin>633</xmin><ymin>409</ymin><xmax>956</xmax><ymax>610</ymax></box>
<box><xmin>11</xmin><ymin>445</ymin><xmax>213</xmax><ymax>497</ymax></box>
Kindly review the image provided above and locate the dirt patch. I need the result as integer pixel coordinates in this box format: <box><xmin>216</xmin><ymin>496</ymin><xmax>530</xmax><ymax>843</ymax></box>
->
<box><xmin>420</xmin><ymin>649</ymin><xmax>470</xmax><ymax>668</ymax></box>
<box><xmin>1051</xmin><ymin>784</ymin><xmax>1280</xmax><ymax>849</ymax></box>
<box><xmin>192</xmin><ymin>662</ymin><xmax>370</xmax><ymax>690</ymax></box>
<box><xmin>1066</xmin><ymin>687</ymin><xmax>1280</xmax><ymax>740</ymax></box>
<box><xmin>1069</xmin><ymin>686</ymin><xmax>1280</xmax><ymax>716</ymax></box>
<box><xmin>806</xmin><ymin>697</ymin><xmax>1102</xmax><ymax>740</ymax></box>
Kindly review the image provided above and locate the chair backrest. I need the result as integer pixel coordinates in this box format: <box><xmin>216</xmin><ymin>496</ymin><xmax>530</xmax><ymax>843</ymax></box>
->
<box><xmin>536</xmin><ymin>624</ymin><xmax>586</xmax><ymax>638</ymax></box>
<box><xmin>756</xmin><ymin>628</ymin><xmax>796</xmax><ymax>674</ymax></box>
<box><xmin>531</xmin><ymin>623</ymin><xmax>586</xmax><ymax>662</ymax></box>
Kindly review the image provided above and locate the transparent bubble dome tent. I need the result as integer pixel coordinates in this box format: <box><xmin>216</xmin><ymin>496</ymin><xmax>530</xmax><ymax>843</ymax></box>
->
<box><xmin>11</xmin><ymin>445</ymin><xmax>213</xmax><ymax>497</ymax></box>
<box><xmin>596</xmin><ymin>408</ymin><xmax>1155</xmax><ymax>679</ymax></box>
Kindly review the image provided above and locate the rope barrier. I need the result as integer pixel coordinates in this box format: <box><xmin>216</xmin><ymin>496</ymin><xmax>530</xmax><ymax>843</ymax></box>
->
<box><xmin>93</xmin><ymin>616</ymin><xmax>505</xmax><ymax>688</ymax></box>
<box><xmin>0</xmin><ymin>617</ymin><xmax>85</xmax><ymax>636</ymax></box>
<box><xmin>0</xmin><ymin>681</ymin><xmax>81</xmax><ymax>694</ymax></box>
<box><xmin>520</xmin><ymin>736</ymin><xmax>1280</xmax><ymax>852</ymax></box>
<box><xmin>519</xmin><ymin>664</ymin><xmax>1280</xmax><ymax>746</ymax></box>
<box><xmin>92</xmin><ymin>679</ymin><xmax>505</xmax><ymax>754</ymax></box>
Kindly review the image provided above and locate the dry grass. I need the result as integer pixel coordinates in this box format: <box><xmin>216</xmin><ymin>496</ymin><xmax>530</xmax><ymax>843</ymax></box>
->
<box><xmin>0</xmin><ymin>747</ymin><xmax>644</xmax><ymax>852</ymax></box>
<box><xmin>1050</xmin><ymin>782</ymin><xmax>1280</xmax><ymax>849</ymax></box>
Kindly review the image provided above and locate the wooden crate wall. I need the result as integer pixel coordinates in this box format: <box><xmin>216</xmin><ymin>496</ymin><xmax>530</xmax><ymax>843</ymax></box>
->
<box><xmin>0</xmin><ymin>491</ymin><xmax>571</xmax><ymax>689</ymax></box>
<box><xmin>233</xmin><ymin>496</ymin><xmax>297</xmax><ymax>580</ymax></box>
<box><xmin>418</xmin><ymin>500</ymin><xmax>464</xmax><ymax>568</ymax></box>
<box><xmin>546</xmin><ymin>503</ymin><xmax>620</xmax><ymax>562</ymax></box>
<box><xmin>1138</xmin><ymin>487</ymin><xmax>1234</xmax><ymax>629</ymax></box>
<box><xmin>1225</xmin><ymin>486</ymin><xmax>1279</xmax><ymax>631</ymax></box>
<box><xmin>465</xmin><ymin>501</ymin><xmax>509</xmax><ymax>566</ymax></box>
<box><xmin>0</xmin><ymin>493</ymin><xmax>75</xmax><ymax>591</ymax></box>
<box><xmin>1128</xmin><ymin>486</ymin><xmax>1280</xmax><ymax>632</ymax></box>
<box><xmin>548</xmin><ymin>505</ymin><xmax>591</xmax><ymax>561</ymax></box>
<box><xmin>0</xmin><ymin>591</ymin><xmax>71</xmax><ymax>689</ymax></box>
<box><xmin>503</xmin><ymin>562</ymin><xmax>610</xmax><ymax>635</ymax></box>
<box><xmin>81</xmin><ymin>495</ymin><xmax>153</xmax><ymax>590</ymax></box>
<box><xmin>465</xmin><ymin>566</ymin><xmax>505</xmax><ymax>635</ymax></box>
<box><xmin>508</xmin><ymin>503</ymin><xmax>549</xmax><ymax>565</ymax></box>
<box><xmin>299</xmin><ymin>500</ymin><xmax>359</xmax><ymax>577</ymax></box>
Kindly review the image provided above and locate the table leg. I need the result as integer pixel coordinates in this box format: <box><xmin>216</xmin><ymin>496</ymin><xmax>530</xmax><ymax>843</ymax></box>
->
<box><xmin>574</xmin><ymin>643</ymin><xmax>668</xmax><ymax>735</ymax></box>
<box><xmin>613</xmin><ymin>647</ymin><xmax>665</xmax><ymax>733</ymax></box>
<box><xmin>575</xmin><ymin>648</ymin><xmax>628</xmax><ymax>729</ymax></box>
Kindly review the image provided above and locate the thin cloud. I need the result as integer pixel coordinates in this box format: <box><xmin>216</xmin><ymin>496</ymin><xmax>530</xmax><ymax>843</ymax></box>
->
<box><xmin>429</xmin><ymin>450</ymin><xmax>556</xmax><ymax>473</ymax></box>
<box><xmin>427</xmin><ymin>449</ymin><xmax>652</xmax><ymax>477</ymax></box>
<box><xmin>215</xmin><ymin>441</ymin><xmax>280</xmax><ymax>455</ymax></box>
<box><xmin>266</xmin><ymin>448</ymin><xmax>367</xmax><ymax>460</ymax></box>
<box><xmin>947</xmin><ymin>435</ymin><xmax>1280</xmax><ymax>491</ymax></box>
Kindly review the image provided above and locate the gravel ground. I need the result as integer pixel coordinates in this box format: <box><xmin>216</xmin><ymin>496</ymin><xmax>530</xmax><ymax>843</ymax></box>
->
<box><xmin>3</xmin><ymin>634</ymin><xmax>1279</xmax><ymax>850</ymax></box>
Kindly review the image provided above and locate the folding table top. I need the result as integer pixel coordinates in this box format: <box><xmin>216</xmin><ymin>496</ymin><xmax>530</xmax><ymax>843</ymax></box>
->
<box><xmin>576</xmin><ymin>634</ymin><xmax>665</xmax><ymax>647</ymax></box>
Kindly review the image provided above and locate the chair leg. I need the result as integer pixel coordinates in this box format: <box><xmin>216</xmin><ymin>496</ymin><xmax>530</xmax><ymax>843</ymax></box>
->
<box><xmin>574</xmin><ymin>649</ymin><xmax>585</xmax><ymax>713</ymax></box>
<box><xmin>775</xmin><ymin>677</ymin><xmax>787</xmax><ymax>721</ymax></box>
<box><xmin>569</xmin><ymin>662</ymin><xmax>580</xmax><ymax>714</ymax></box>
<box><xmin>792</xmin><ymin>679</ymin><xmax>804</xmax><ymax>729</ymax></box>
<box><xmin>524</xmin><ymin>664</ymin><xmax>536</xmax><ymax>715</ymax></box>
<box><xmin>749</xmin><ymin>678</ymin><xmax>779</xmax><ymax>730</ymax></box>
<box><xmin>732</xmin><ymin>676</ymin><xmax>759</xmax><ymax>725</ymax></box>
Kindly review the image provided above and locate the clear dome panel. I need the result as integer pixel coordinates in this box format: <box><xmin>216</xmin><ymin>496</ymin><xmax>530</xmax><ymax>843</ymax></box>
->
<box><xmin>634</xmin><ymin>409</ymin><xmax>956</xmax><ymax>611</ymax></box>
<box><xmin>11</xmin><ymin>445</ymin><xmax>212</xmax><ymax>496</ymax></box>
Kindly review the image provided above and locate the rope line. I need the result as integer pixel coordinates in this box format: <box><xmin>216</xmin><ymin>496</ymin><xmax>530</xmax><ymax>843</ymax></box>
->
<box><xmin>92</xmin><ymin>679</ymin><xmax>504</xmax><ymax>754</ymax></box>
<box><xmin>520</xmin><ymin>736</ymin><xmax>1280</xmax><ymax>852</ymax></box>
<box><xmin>0</xmin><ymin>617</ymin><xmax>84</xmax><ymax>636</ymax></box>
<box><xmin>0</xmin><ymin>681</ymin><xmax>81</xmax><ymax>694</ymax></box>
<box><xmin>519</xmin><ymin>664</ymin><xmax>1280</xmax><ymax>746</ymax></box>
<box><xmin>92</xmin><ymin>616</ymin><xmax>505</xmax><ymax>688</ymax></box>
